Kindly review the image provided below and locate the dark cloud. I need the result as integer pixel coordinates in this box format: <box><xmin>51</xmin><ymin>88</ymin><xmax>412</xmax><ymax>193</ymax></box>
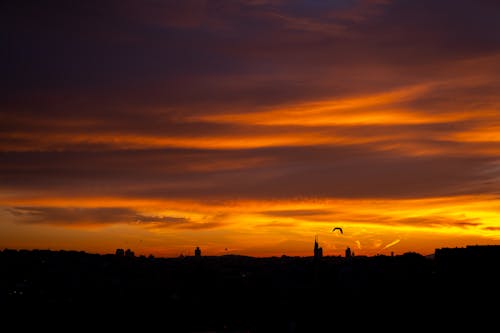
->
<box><xmin>483</xmin><ymin>226</ymin><xmax>500</xmax><ymax>231</ymax></box>
<box><xmin>4</xmin><ymin>206</ymin><xmax>207</xmax><ymax>229</ymax></box>
<box><xmin>1</xmin><ymin>145</ymin><xmax>498</xmax><ymax>200</ymax></box>
<box><xmin>3</xmin><ymin>0</ymin><xmax>499</xmax><ymax>111</ymax></box>
<box><xmin>395</xmin><ymin>216</ymin><xmax>481</xmax><ymax>228</ymax></box>
<box><xmin>6</xmin><ymin>207</ymin><xmax>135</xmax><ymax>225</ymax></box>
<box><xmin>135</xmin><ymin>215</ymin><xmax>189</xmax><ymax>224</ymax></box>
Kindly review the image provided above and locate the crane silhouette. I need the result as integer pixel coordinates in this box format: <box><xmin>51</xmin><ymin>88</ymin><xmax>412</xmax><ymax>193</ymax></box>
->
<box><xmin>332</xmin><ymin>227</ymin><xmax>343</xmax><ymax>234</ymax></box>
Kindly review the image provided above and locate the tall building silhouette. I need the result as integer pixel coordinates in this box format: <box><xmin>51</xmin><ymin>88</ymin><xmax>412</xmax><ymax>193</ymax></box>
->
<box><xmin>314</xmin><ymin>236</ymin><xmax>323</xmax><ymax>260</ymax></box>
<box><xmin>313</xmin><ymin>236</ymin><xmax>323</xmax><ymax>284</ymax></box>
<box><xmin>194</xmin><ymin>246</ymin><xmax>201</xmax><ymax>257</ymax></box>
<box><xmin>345</xmin><ymin>246</ymin><xmax>352</xmax><ymax>258</ymax></box>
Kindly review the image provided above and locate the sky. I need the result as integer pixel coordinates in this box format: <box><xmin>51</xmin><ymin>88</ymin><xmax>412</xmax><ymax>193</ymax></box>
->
<box><xmin>1</xmin><ymin>0</ymin><xmax>500</xmax><ymax>257</ymax></box>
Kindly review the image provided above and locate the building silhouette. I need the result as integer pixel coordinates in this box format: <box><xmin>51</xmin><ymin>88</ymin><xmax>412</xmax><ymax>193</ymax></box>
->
<box><xmin>314</xmin><ymin>236</ymin><xmax>323</xmax><ymax>260</ymax></box>
<box><xmin>345</xmin><ymin>246</ymin><xmax>351</xmax><ymax>258</ymax></box>
<box><xmin>194</xmin><ymin>246</ymin><xmax>201</xmax><ymax>257</ymax></box>
<box><xmin>125</xmin><ymin>248</ymin><xmax>135</xmax><ymax>257</ymax></box>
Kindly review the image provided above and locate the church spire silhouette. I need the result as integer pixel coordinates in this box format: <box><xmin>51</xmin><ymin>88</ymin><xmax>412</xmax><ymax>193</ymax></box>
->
<box><xmin>314</xmin><ymin>235</ymin><xmax>323</xmax><ymax>260</ymax></box>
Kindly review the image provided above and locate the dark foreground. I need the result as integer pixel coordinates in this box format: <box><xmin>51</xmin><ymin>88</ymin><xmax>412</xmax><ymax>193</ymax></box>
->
<box><xmin>1</xmin><ymin>246</ymin><xmax>499</xmax><ymax>332</ymax></box>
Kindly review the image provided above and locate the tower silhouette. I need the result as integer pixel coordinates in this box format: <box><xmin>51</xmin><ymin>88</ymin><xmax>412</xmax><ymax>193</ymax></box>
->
<box><xmin>345</xmin><ymin>246</ymin><xmax>353</xmax><ymax>259</ymax></box>
<box><xmin>194</xmin><ymin>246</ymin><xmax>201</xmax><ymax>257</ymax></box>
<box><xmin>314</xmin><ymin>236</ymin><xmax>323</xmax><ymax>260</ymax></box>
<box><xmin>313</xmin><ymin>236</ymin><xmax>323</xmax><ymax>284</ymax></box>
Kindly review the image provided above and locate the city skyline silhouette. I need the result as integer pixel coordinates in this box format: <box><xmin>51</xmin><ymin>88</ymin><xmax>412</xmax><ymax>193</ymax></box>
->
<box><xmin>2</xmin><ymin>1</ymin><xmax>500</xmax><ymax>330</ymax></box>
<box><xmin>1</xmin><ymin>242</ymin><xmax>498</xmax><ymax>331</ymax></box>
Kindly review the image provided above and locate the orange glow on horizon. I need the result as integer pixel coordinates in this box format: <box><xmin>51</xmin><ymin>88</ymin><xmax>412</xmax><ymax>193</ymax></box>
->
<box><xmin>2</xmin><ymin>194</ymin><xmax>500</xmax><ymax>257</ymax></box>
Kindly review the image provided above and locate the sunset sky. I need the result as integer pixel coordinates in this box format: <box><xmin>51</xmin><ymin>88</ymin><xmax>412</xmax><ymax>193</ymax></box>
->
<box><xmin>2</xmin><ymin>0</ymin><xmax>500</xmax><ymax>257</ymax></box>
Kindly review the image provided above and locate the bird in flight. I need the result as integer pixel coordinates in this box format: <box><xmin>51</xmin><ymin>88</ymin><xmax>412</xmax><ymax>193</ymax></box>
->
<box><xmin>332</xmin><ymin>227</ymin><xmax>343</xmax><ymax>234</ymax></box>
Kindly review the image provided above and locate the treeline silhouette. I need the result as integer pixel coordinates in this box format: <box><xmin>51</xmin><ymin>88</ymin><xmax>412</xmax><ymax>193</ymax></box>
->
<box><xmin>1</xmin><ymin>245</ymin><xmax>499</xmax><ymax>332</ymax></box>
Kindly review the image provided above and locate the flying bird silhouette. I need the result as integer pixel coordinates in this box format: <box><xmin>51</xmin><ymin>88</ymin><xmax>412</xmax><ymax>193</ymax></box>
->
<box><xmin>332</xmin><ymin>227</ymin><xmax>343</xmax><ymax>234</ymax></box>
